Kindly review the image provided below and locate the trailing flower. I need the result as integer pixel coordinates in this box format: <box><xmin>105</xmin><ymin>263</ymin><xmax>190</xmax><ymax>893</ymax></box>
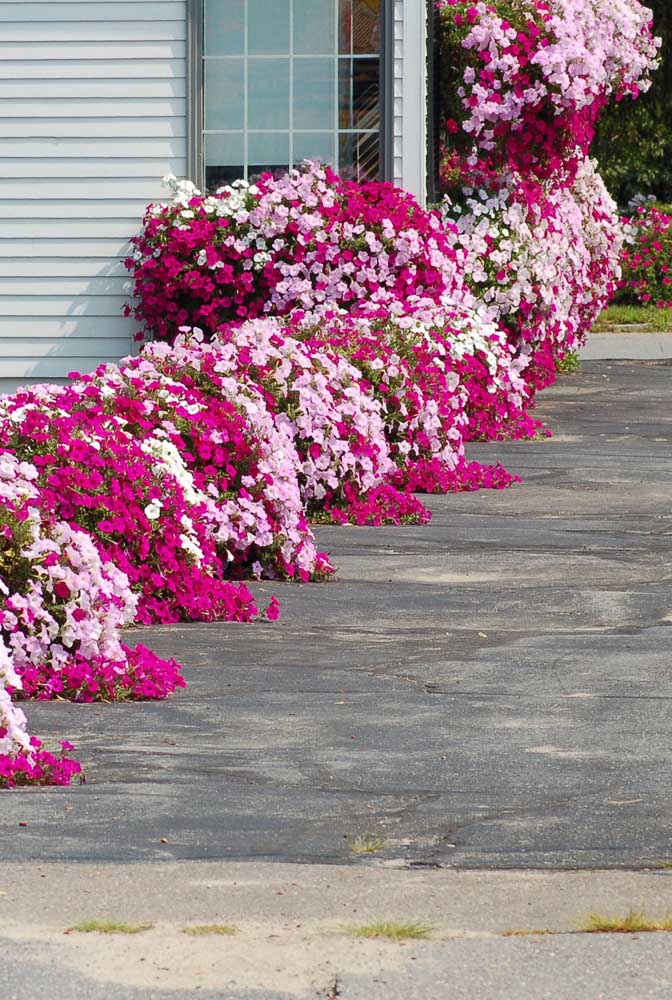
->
<box><xmin>180</xmin><ymin>320</ymin><xmax>418</xmax><ymax>525</ymax></box>
<box><xmin>0</xmin><ymin>452</ymin><xmax>185</xmax><ymax>702</ymax></box>
<box><xmin>441</xmin><ymin>158</ymin><xmax>625</xmax><ymax>379</ymax></box>
<box><xmin>1</xmin><ymin>633</ymin><xmax>82</xmax><ymax>789</ymax></box>
<box><xmin>436</xmin><ymin>0</ymin><xmax>660</xmax><ymax>182</ymax></box>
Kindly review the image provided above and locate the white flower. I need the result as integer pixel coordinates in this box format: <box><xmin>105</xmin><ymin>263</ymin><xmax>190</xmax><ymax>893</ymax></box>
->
<box><xmin>144</xmin><ymin>501</ymin><xmax>163</xmax><ymax>521</ymax></box>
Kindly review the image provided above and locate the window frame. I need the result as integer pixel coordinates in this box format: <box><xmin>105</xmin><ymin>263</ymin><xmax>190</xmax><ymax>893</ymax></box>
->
<box><xmin>186</xmin><ymin>0</ymin><xmax>393</xmax><ymax>187</ymax></box>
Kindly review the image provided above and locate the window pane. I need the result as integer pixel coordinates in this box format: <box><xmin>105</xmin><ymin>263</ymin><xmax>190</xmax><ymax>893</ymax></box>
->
<box><xmin>353</xmin><ymin>0</ymin><xmax>380</xmax><ymax>54</ymax></box>
<box><xmin>339</xmin><ymin>58</ymin><xmax>379</xmax><ymax>129</ymax></box>
<box><xmin>339</xmin><ymin>0</ymin><xmax>381</xmax><ymax>55</ymax></box>
<box><xmin>205</xmin><ymin>132</ymin><xmax>244</xmax><ymax>167</ymax></box>
<box><xmin>293</xmin><ymin>132</ymin><xmax>335</xmax><ymax>166</ymax></box>
<box><xmin>206</xmin><ymin>164</ymin><xmax>245</xmax><ymax>190</ymax></box>
<box><xmin>293</xmin><ymin>58</ymin><xmax>335</xmax><ymax>130</ymax></box>
<box><xmin>248</xmin><ymin>0</ymin><xmax>290</xmax><ymax>54</ymax></box>
<box><xmin>205</xmin><ymin>133</ymin><xmax>245</xmax><ymax>190</ymax></box>
<box><xmin>248</xmin><ymin>59</ymin><xmax>290</xmax><ymax>129</ymax></box>
<box><xmin>205</xmin><ymin>60</ymin><xmax>244</xmax><ymax>130</ymax></box>
<box><xmin>205</xmin><ymin>0</ymin><xmax>244</xmax><ymax>56</ymax></box>
<box><xmin>248</xmin><ymin>132</ymin><xmax>290</xmax><ymax>177</ymax></box>
<box><xmin>339</xmin><ymin>0</ymin><xmax>351</xmax><ymax>54</ymax></box>
<box><xmin>339</xmin><ymin>131</ymin><xmax>379</xmax><ymax>182</ymax></box>
<box><xmin>294</xmin><ymin>0</ymin><xmax>335</xmax><ymax>55</ymax></box>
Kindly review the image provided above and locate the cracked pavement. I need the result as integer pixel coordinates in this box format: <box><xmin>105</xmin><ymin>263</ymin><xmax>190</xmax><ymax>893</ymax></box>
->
<box><xmin>1</xmin><ymin>360</ymin><xmax>672</xmax><ymax>998</ymax></box>
<box><xmin>4</xmin><ymin>360</ymin><xmax>671</xmax><ymax>870</ymax></box>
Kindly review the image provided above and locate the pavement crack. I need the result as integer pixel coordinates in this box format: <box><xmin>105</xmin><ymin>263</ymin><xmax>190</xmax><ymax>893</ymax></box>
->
<box><xmin>323</xmin><ymin>973</ymin><xmax>341</xmax><ymax>999</ymax></box>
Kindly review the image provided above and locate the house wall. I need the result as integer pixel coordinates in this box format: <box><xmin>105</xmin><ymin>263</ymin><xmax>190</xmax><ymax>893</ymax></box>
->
<box><xmin>0</xmin><ymin>0</ymin><xmax>188</xmax><ymax>395</ymax></box>
<box><xmin>392</xmin><ymin>0</ymin><xmax>427</xmax><ymax>204</ymax></box>
<box><xmin>0</xmin><ymin>0</ymin><xmax>426</xmax><ymax>395</ymax></box>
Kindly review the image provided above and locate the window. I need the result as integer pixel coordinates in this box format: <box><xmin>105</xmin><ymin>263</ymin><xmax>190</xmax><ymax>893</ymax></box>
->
<box><xmin>191</xmin><ymin>0</ymin><xmax>389</xmax><ymax>190</ymax></box>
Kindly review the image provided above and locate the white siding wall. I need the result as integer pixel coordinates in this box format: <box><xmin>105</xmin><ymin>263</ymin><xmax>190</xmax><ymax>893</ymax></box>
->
<box><xmin>0</xmin><ymin>0</ymin><xmax>187</xmax><ymax>394</ymax></box>
<box><xmin>392</xmin><ymin>0</ymin><xmax>403</xmax><ymax>189</ymax></box>
<box><xmin>393</xmin><ymin>0</ymin><xmax>427</xmax><ymax>204</ymax></box>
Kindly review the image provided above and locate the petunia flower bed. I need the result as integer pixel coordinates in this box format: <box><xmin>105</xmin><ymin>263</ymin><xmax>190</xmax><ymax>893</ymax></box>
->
<box><xmin>125</xmin><ymin>166</ymin><xmax>476</xmax><ymax>345</ymax></box>
<box><xmin>440</xmin><ymin>157</ymin><xmax>625</xmax><ymax>386</ymax></box>
<box><xmin>617</xmin><ymin>203</ymin><xmax>672</xmax><ymax>309</ymax></box>
<box><xmin>1</xmin><ymin>0</ymin><xmax>661</xmax><ymax>786</ymax></box>
<box><xmin>0</xmin><ymin>308</ymin><xmax>518</xmax><ymax>781</ymax></box>
<box><xmin>434</xmin><ymin>0</ymin><xmax>658</xmax><ymax>387</ymax></box>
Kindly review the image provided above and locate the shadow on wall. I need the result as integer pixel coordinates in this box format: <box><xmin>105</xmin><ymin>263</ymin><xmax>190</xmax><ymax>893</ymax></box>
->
<box><xmin>1</xmin><ymin>242</ymin><xmax>141</xmax><ymax>393</ymax></box>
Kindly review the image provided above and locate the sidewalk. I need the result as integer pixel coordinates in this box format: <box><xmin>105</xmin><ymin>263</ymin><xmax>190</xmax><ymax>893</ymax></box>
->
<box><xmin>2</xmin><ymin>864</ymin><xmax>672</xmax><ymax>999</ymax></box>
<box><xmin>1</xmin><ymin>360</ymin><xmax>671</xmax><ymax>997</ymax></box>
<box><xmin>581</xmin><ymin>332</ymin><xmax>672</xmax><ymax>359</ymax></box>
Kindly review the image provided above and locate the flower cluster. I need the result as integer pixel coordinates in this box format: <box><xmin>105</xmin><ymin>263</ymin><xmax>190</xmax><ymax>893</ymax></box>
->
<box><xmin>618</xmin><ymin>203</ymin><xmax>672</xmax><ymax>308</ymax></box>
<box><xmin>1</xmin><ymin>294</ymin><xmax>526</xmax><ymax>784</ymax></box>
<box><xmin>125</xmin><ymin>164</ymin><xmax>474</xmax><ymax>344</ymax></box>
<box><xmin>1</xmin><ymin>633</ymin><xmax>81</xmax><ymax>789</ymax></box>
<box><xmin>78</xmin><ymin>343</ymin><xmax>330</xmax><ymax>582</ymax></box>
<box><xmin>436</xmin><ymin>0</ymin><xmax>660</xmax><ymax>181</ymax></box>
<box><xmin>441</xmin><ymin>158</ymin><xmax>625</xmax><ymax>383</ymax></box>
<box><xmin>0</xmin><ymin>385</ymin><xmax>261</xmax><ymax>628</ymax></box>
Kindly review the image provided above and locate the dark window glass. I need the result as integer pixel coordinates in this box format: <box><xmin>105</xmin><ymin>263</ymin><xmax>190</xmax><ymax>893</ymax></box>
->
<box><xmin>339</xmin><ymin>0</ymin><xmax>381</xmax><ymax>55</ymax></box>
<box><xmin>206</xmin><ymin>164</ymin><xmax>245</xmax><ymax>190</ymax></box>
<box><xmin>339</xmin><ymin>57</ymin><xmax>379</xmax><ymax>129</ymax></box>
<box><xmin>339</xmin><ymin>130</ymin><xmax>380</xmax><ymax>182</ymax></box>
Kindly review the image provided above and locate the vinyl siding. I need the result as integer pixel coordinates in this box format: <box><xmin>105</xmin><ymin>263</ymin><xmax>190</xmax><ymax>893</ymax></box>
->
<box><xmin>393</xmin><ymin>0</ymin><xmax>403</xmax><ymax>189</ymax></box>
<box><xmin>393</xmin><ymin>0</ymin><xmax>427</xmax><ymax>204</ymax></box>
<box><xmin>0</xmin><ymin>0</ymin><xmax>187</xmax><ymax>394</ymax></box>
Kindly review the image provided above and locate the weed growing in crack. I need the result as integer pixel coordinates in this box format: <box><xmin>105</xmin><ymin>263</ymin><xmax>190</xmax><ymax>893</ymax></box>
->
<box><xmin>181</xmin><ymin>924</ymin><xmax>238</xmax><ymax>936</ymax></box>
<box><xmin>350</xmin><ymin>835</ymin><xmax>386</xmax><ymax>856</ymax></box>
<box><xmin>581</xmin><ymin>910</ymin><xmax>672</xmax><ymax>933</ymax></box>
<box><xmin>66</xmin><ymin>920</ymin><xmax>153</xmax><ymax>935</ymax></box>
<box><xmin>343</xmin><ymin>921</ymin><xmax>432</xmax><ymax>941</ymax></box>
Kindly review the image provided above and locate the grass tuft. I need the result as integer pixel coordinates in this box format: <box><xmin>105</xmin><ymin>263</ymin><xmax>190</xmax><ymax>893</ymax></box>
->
<box><xmin>580</xmin><ymin>909</ymin><xmax>672</xmax><ymax>934</ymax></box>
<box><xmin>350</xmin><ymin>835</ymin><xmax>386</xmax><ymax>856</ymax></box>
<box><xmin>344</xmin><ymin>921</ymin><xmax>432</xmax><ymax>941</ymax></box>
<box><xmin>593</xmin><ymin>304</ymin><xmax>672</xmax><ymax>333</ymax></box>
<box><xmin>181</xmin><ymin>924</ymin><xmax>238</xmax><ymax>937</ymax></box>
<box><xmin>66</xmin><ymin>920</ymin><xmax>153</xmax><ymax>935</ymax></box>
<box><xmin>502</xmin><ymin>928</ymin><xmax>553</xmax><ymax>937</ymax></box>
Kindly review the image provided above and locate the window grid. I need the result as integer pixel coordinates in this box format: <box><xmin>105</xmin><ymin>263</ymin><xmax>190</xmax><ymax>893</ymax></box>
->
<box><xmin>202</xmin><ymin>0</ymin><xmax>383</xmax><ymax>186</ymax></box>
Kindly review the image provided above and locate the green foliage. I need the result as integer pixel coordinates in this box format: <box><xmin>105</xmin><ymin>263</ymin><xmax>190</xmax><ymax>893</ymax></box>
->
<box><xmin>0</xmin><ymin>509</ymin><xmax>39</xmax><ymax>598</ymax></box>
<box><xmin>349</xmin><ymin>834</ymin><xmax>386</xmax><ymax>855</ymax></box>
<box><xmin>593</xmin><ymin>1</ymin><xmax>672</xmax><ymax>205</ymax></box>
<box><xmin>344</xmin><ymin>921</ymin><xmax>433</xmax><ymax>940</ymax></box>
<box><xmin>581</xmin><ymin>910</ymin><xmax>672</xmax><ymax>934</ymax></box>
<box><xmin>616</xmin><ymin>204</ymin><xmax>672</xmax><ymax>307</ymax></box>
<box><xmin>66</xmin><ymin>920</ymin><xmax>153</xmax><ymax>934</ymax></box>
<box><xmin>555</xmin><ymin>350</ymin><xmax>581</xmax><ymax>375</ymax></box>
<box><xmin>593</xmin><ymin>304</ymin><xmax>672</xmax><ymax>331</ymax></box>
